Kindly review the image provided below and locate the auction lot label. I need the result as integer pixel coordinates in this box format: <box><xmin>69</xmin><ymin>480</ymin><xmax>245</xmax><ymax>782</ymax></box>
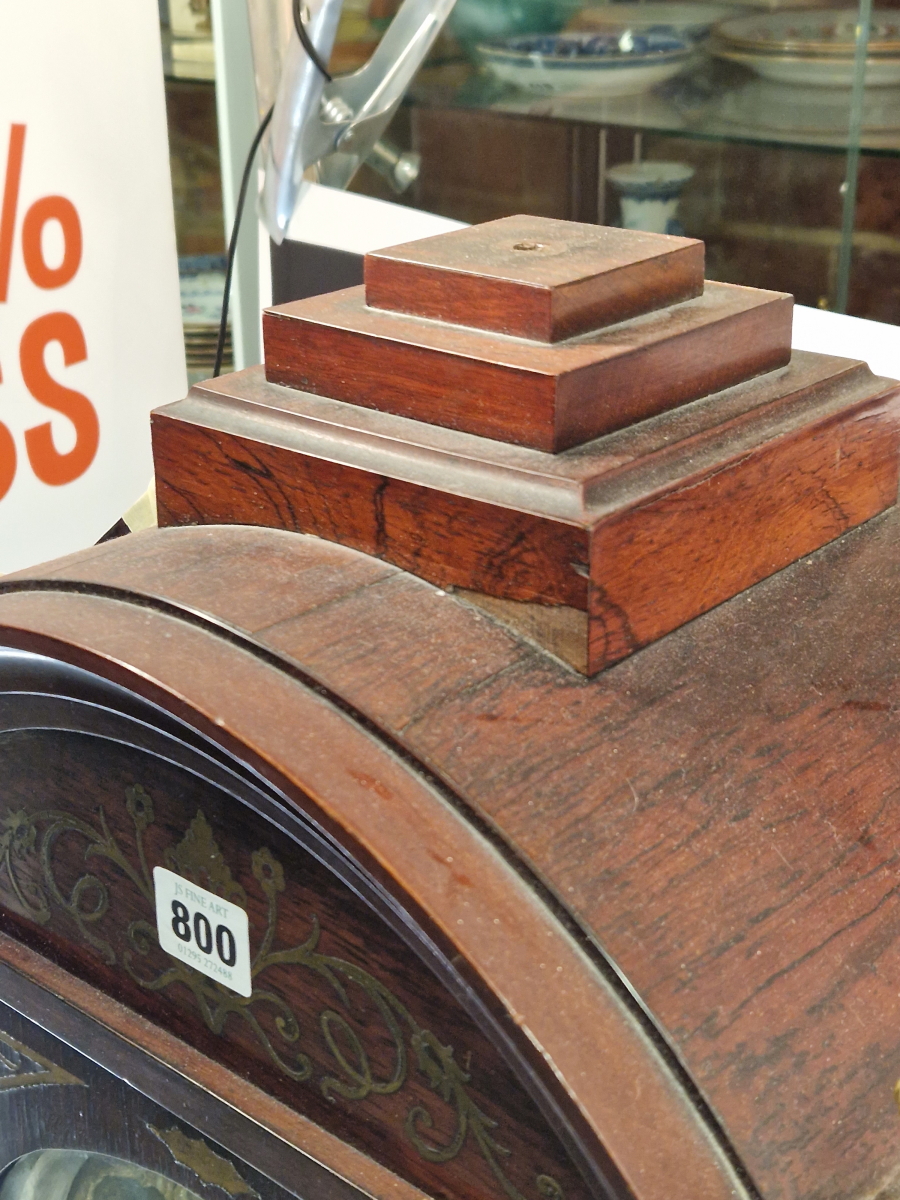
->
<box><xmin>153</xmin><ymin>867</ymin><xmax>253</xmax><ymax>998</ymax></box>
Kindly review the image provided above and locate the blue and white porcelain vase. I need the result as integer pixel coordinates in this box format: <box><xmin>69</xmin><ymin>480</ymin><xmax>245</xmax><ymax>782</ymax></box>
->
<box><xmin>607</xmin><ymin>161</ymin><xmax>695</xmax><ymax>235</ymax></box>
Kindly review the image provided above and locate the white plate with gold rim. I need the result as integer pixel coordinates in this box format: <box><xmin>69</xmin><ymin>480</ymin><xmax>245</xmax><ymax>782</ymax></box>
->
<box><xmin>713</xmin><ymin>7</ymin><xmax>900</xmax><ymax>53</ymax></box>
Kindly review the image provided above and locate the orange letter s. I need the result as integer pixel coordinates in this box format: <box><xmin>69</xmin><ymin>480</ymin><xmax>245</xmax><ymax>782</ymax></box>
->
<box><xmin>20</xmin><ymin>312</ymin><xmax>98</xmax><ymax>486</ymax></box>
<box><xmin>0</xmin><ymin>360</ymin><xmax>16</xmax><ymax>502</ymax></box>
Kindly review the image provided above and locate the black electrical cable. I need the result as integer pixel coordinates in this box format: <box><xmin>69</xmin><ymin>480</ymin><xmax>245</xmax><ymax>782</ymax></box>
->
<box><xmin>213</xmin><ymin>105</ymin><xmax>273</xmax><ymax>378</ymax></box>
<box><xmin>293</xmin><ymin>0</ymin><xmax>333</xmax><ymax>82</ymax></box>
<box><xmin>213</xmin><ymin>8</ymin><xmax>333</xmax><ymax>378</ymax></box>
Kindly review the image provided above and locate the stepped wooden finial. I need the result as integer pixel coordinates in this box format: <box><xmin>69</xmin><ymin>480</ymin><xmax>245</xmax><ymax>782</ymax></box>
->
<box><xmin>153</xmin><ymin>216</ymin><xmax>900</xmax><ymax>675</ymax></box>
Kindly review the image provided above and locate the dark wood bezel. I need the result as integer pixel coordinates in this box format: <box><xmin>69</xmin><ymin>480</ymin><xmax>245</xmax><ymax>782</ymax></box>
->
<box><xmin>0</xmin><ymin>982</ymin><xmax>384</xmax><ymax>1200</ymax></box>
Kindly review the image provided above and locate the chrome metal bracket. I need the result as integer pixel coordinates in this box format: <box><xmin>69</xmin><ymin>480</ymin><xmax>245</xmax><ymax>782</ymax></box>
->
<box><xmin>263</xmin><ymin>0</ymin><xmax>454</xmax><ymax>242</ymax></box>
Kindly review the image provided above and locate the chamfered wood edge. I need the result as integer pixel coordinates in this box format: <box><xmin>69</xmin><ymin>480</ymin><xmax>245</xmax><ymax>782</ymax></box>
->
<box><xmin>0</xmin><ymin>571</ymin><xmax>753</xmax><ymax>1200</ymax></box>
<box><xmin>585</xmin><ymin>380</ymin><xmax>900</xmax><ymax>672</ymax></box>
<box><xmin>148</xmin><ymin>398</ymin><xmax>591</xmax><ymax>527</ymax></box>
<box><xmin>363</xmin><ymin>242</ymin><xmax>706</xmax><ymax>343</ymax></box>
<box><xmin>261</xmin><ymin>283</ymin><xmax>795</xmax><ymax>452</ymax></box>
<box><xmin>0</xmin><ymin>937</ymin><xmax>427</xmax><ymax>1200</ymax></box>
<box><xmin>149</xmin><ymin>414</ymin><xmax>591</xmax><ymax>608</ymax></box>
<box><xmin>148</xmin><ymin>354</ymin><xmax>893</xmax><ymax>530</ymax></box>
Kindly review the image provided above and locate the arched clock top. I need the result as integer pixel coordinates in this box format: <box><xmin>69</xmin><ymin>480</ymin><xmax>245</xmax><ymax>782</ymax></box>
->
<box><xmin>0</xmin><ymin>536</ymin><xmax>749</xmax><ymax>1200</ymax></box>
<box><xmin>0</xmin><ymin>650</ymin><xmax>592</xmax><ymax>1200</ymax></box>
<box><xmin>19</xmin><ymin>508</ymin><xmax>900</xmax><ymax>1200</ymax></box>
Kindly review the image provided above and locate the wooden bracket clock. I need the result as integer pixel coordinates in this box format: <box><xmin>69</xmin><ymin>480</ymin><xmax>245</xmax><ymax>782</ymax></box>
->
<box><xmin>2</xmin><ymin>216</ymin><xmax>900</xmax><ymax>1200</ymax></box>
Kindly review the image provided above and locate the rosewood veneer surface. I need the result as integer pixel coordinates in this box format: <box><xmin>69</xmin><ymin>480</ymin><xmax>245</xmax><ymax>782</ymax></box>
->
<box><xmin>5</xmin><ymin>518</ymin><xmax>900</xmax><ymax>1200</ymax></box>
<box><xmin>365</xmin><ymin>215</ymin><xmax>705</xmax><ymax>341</ymax></box>
<box><xmin>153</xmin><ymin>352</ymin><xmax>900</xmax><ymax>673</ymax></box>
<box><xmin>263</xmin><ymin>281</ymin><xmax>792</xmax><ymax>452</ymax></box>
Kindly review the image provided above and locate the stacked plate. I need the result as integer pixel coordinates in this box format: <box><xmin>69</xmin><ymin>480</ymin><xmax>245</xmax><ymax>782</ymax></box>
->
<box><xmin>711</xmin><ymin>9</ymin><xmax>900</xmax><ymax>85</ymax></box>
<box><xmin>180</xmin><ymin>257</ymin><xmax>232</xmax><ymax>380</ymax></box>
<box><xmin>477</xmin><ymin>30</ymin><xmax>692</xmax><ymax>94</ymax></box>
<box><xmin>183</xmin><ymin>326</ymin><xmax>232</xmax><ymax>376</ymax></box>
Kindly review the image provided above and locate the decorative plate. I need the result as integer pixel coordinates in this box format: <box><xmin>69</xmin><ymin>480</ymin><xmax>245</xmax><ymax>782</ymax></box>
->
<box><xmin>476</xmin><ymin>30</ymin><xmax>692</xmax><ymax>94</ymax></box>
<box><xmin>712</xmin><ymin>46</ymin><xmax>900</xmax><ymax>84</ymax></box>
<box><xmin>713</xmin><ymin>8</ymin><xmax>900</xmax><ymax>54</ymax></box>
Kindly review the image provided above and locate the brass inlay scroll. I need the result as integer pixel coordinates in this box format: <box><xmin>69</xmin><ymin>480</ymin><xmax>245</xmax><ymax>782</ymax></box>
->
<box><xmin>0</xmin><ymin>793</ymin><xmax>565</xmax><ymax>1200</ymax></box>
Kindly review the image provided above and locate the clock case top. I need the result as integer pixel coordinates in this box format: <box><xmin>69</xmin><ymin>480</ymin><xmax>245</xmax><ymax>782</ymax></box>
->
<box><xmin>4</xmin><ymin>216</ymin><xmax>900</xmax><ymax>1200</ymax></box>
<box><xmin>2</xmin><ymin>513</ymin><xmax>900</xmax><ymax>1200</ymax></box>
<box><xmin>153</xmin><ymin>214</ymin><xmax>900</xmax><ymax>677</ymax></box>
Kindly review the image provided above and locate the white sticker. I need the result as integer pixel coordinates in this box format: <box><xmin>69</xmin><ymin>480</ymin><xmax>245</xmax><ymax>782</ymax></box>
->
<box><xmin>153</xmin><ymin>867</ymin><xmax>252</xmax><ymax>997</ymax></box>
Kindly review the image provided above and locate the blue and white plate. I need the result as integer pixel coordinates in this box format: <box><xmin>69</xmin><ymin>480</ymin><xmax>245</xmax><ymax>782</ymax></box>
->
<box><xmin>476</xmin><ymin>31</ymin><xmax>692</xmax><ymax>94</ymax></box>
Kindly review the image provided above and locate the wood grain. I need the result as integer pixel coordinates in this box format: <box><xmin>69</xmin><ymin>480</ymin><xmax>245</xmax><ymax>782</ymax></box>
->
<box><xmin>153</xmin><ymin>355</ymin><xmax>900</xmax><ymax>674</ymax></box>
<box><xmin>586</xmin><ymin>381</ymin><xmax>900</xmax><ymax>670</ymax></box>
<box><xmin>262</xmin><ymin>283</ymin><xmax>792</xmax><ymax>451</ymax></box>
<box><xmin>379</xmin><ymin>515</ymin><xmax>900</xmax><ymax>1200</ymax></box>
<box><xmin>23</xmin><ymin>515</ymin><xmax>900</xmax><ymax>1200</ymax></box>
<box><xmin>365</xmin><ymin>215</ymin><xmax>704</xmax><ymax>342</ymax></box>
<box><xmin>0</xmin><ymin>557</ymin><xmax>753</xmax><ymax>1200</ymax></box>
<box><xmin>152</xmin><ymin>415</ymin><xmax>590</xmax><ymax>607</ymax></box>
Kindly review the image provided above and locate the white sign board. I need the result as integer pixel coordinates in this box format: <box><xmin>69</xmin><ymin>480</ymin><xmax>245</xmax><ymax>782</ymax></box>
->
<box><xmin>0</xmin><ymin>0</ymin><xmax>186</xmax><ymax>574</ymax></box>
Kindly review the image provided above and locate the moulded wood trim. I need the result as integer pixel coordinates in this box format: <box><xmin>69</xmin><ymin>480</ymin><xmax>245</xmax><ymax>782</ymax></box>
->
<box><xmin>0</xmin><ymin>936</ymin><xmax>427</xmax><ymax>1200</ymax></box>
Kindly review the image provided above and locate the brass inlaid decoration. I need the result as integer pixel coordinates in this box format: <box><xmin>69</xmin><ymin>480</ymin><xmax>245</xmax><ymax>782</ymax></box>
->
<box><xmin>0</xmin><ymin>791</ymin><xmax>565</xmax><ymax>1200</ymax></box>
<box><xmin>148</xmin><ymin>1127</ymin><xmax>259</xmax><ymax>1199</ymax></box>
<box><xmin>0</xmin><ymin>1027</ymin><xmax>85</xmax><ymax>1092</ymax></box>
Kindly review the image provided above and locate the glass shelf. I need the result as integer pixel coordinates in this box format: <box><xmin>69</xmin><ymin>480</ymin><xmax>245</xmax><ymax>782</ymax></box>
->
<box><xmin>410</xmin><ymin>57</ymin><xmax>900</xmax><ymax>154</ymax></box>
<box><xmin>157</xmin><ymin>5</ymin><xmax>900</xmax><ymax>329</ymax></box>
<box><xmin>382</xmin><ymin>39</ymin><xmax>900</xmax><ymax>323</ymax></box>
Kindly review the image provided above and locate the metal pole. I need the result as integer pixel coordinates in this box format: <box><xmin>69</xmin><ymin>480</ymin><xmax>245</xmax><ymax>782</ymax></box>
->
<box><xmin>597</xmin><ymin>127</ymin><xmax>607</xmax><ymax>225</ymax></box>
<box><xmin>211</xmin><ymin>0</ymin><xmax>263</xmax><ymax>369</ymax></box>
<box><xmin>834</xmin><ymin>0</ymin><xmax>873</xmax><ymax>313</ymax></box>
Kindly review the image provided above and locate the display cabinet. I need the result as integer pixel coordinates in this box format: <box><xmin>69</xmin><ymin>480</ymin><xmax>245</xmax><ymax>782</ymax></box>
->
<box><xmin>344</xmin><ymin>3</ymin><xmax>900</xmax><ymax>327</ymax></box>
<box><xmin>387</xmin><ymin>54</ymin><xmax>900</xmax><ymax>323</ymax></box>
<box><xmin>155</xmin><ymin>2</ymin><xmax>900</xmax><ymax>334</ymax></box>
